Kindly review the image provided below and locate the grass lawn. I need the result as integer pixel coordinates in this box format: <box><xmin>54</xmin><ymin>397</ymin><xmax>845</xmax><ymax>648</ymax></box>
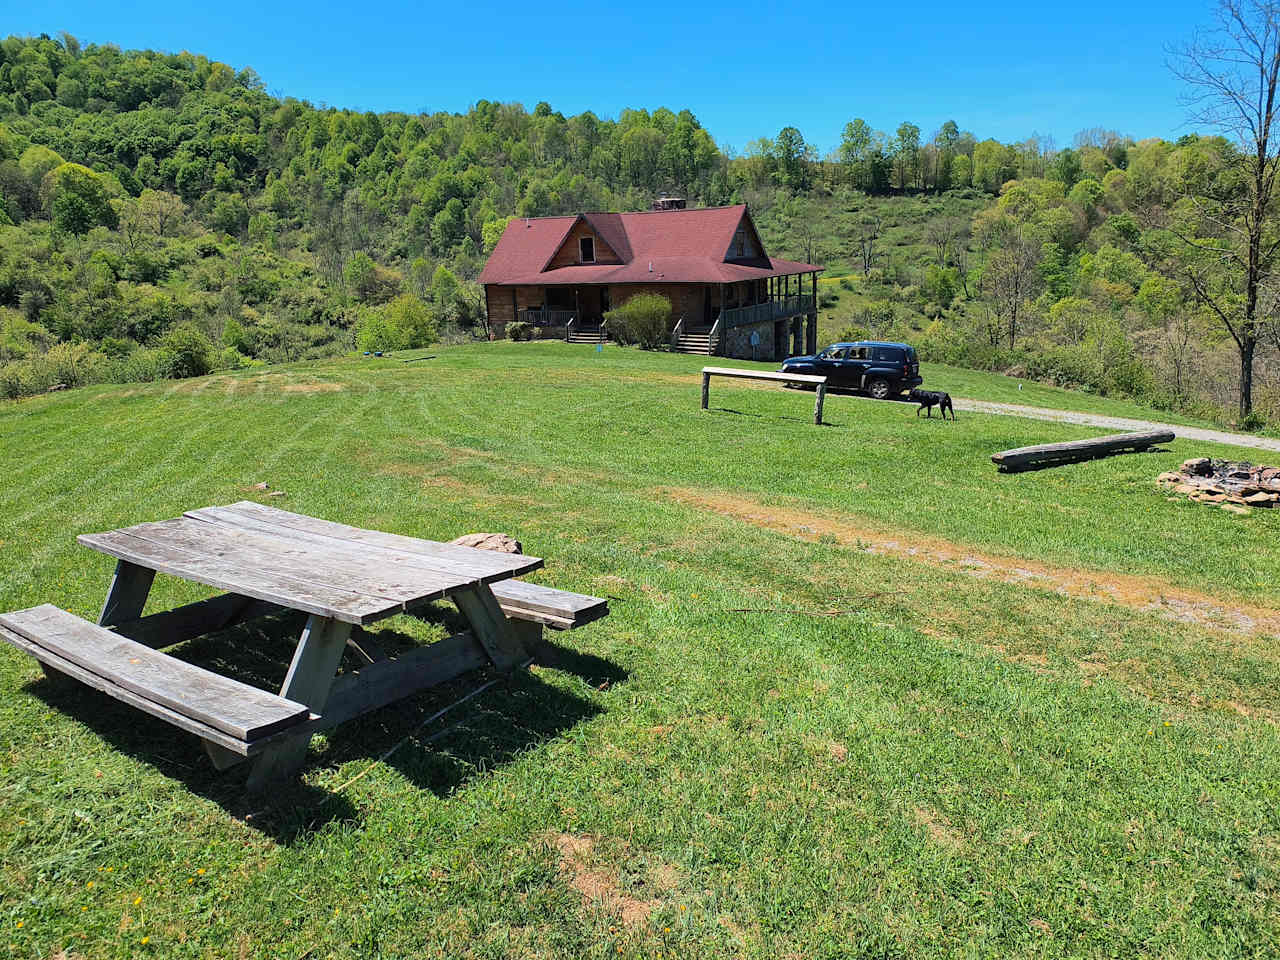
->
<box><xmin>1</xmin><ymin>341</ymin><xmax>1278</xmax><ymax>959</ymax></box>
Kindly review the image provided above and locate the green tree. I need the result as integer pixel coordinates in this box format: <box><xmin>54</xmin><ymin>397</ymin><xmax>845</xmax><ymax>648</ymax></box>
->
<box><xmin>48</xmin><ymin>163</ymin><xmax>118</xmax><ymax>235</ymax></box>
<box><xmin>773</xmin><ymin>126</ymin><xmax>812</xmax><ymax>191</ymax></box>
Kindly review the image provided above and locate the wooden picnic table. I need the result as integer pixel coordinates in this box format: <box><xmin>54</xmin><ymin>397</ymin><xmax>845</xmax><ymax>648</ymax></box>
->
<box><xmin>0</xmin><ymin>501</ymin><xmax>607</xmax><ymax>792</ymax></box>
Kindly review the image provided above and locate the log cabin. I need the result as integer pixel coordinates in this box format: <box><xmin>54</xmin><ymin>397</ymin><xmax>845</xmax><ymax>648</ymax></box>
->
<box><xmin>478</xmin><ymin>200</ymin><xmax>821</xmax><ymax>360</ymax></box>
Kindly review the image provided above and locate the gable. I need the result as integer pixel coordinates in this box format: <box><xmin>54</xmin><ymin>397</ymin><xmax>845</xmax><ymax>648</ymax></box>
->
<box><xmin>724</xmin><ymin>210</ymin><xmax>768</xmax><ymax>262</ymax></box>
<box><xmin>544</xmin><ymin>216</ymin><xmax>623</xmax><ymax>270</ymax></box>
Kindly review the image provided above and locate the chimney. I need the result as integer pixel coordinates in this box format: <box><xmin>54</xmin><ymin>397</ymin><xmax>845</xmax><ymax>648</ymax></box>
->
<box><xmin>651</xmin><ymin>197</ymin><xmax>686</xmax><ymax>211</ymax></box>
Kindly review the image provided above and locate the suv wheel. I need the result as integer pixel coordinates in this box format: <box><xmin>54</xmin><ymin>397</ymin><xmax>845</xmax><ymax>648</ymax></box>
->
<box><xmin>866</xmin><ymin>377</ymin><xmax>892</xmax><ymax>400</ymax></box>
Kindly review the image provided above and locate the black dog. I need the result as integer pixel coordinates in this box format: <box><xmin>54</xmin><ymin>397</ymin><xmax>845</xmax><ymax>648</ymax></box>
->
<box><xmin>909</xmin><ymin>388</ymin><xmax>955</xmax><ymax>420</ymax></box>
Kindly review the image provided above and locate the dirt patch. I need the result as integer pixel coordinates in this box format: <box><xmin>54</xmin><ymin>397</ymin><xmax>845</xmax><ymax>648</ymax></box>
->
<box><xmin>663</xmin><ymin>486</ymin><xmax>1280</xmax><ymax>638</ymax></box>
<box><xmin>280</xmin><ymin>382</ymin><xmax>344</xmax><ymax>393</ymax></box>
<box><xmin>551</xmin><ymin>834</ymin><xmax>658</xmax><ymax>929</ymax></box>
<box><xmin>911</xmin><ymin>805</ymin><xmax>968</xmax><ymax>851</ymax></box>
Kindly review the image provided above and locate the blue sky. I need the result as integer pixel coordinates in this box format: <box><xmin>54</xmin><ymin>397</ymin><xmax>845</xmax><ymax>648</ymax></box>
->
<box><xmin>13</xmin><ymin>0</ymin><xmax>1211</xmax><ymax>153</ymax></box>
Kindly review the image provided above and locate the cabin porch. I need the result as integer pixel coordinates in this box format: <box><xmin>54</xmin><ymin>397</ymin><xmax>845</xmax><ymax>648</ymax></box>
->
<box><xmin>491</xmin><ymin>273</ymin><xmax>819</xmax><ymax>359</ymax></box>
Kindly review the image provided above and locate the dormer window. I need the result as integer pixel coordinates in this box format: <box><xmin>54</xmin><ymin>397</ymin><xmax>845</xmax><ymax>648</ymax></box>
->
<box><xmin>732</xmin><ymin>229</ymin><xmax>746</xmax><ymax>258</ymax></box>
<box><xmin>579</xmin><ymin>236</ymin><xmax>595</xmax><ymax>263</ymax></box>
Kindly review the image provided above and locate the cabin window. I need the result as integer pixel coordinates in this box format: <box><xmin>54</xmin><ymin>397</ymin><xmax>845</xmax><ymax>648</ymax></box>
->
<box><xmin>579</xmin><ymin>236</ymin><xmax>595</xmax><ymax>263</ymax></box>
<box><xmin>732</xmin><ymin>230</ymin><xmax>746</xmax><ymax>258</ymax></box>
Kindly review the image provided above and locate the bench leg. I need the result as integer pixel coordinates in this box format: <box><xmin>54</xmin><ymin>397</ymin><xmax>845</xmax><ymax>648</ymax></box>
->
<box><xmin>246</xmin><ymin>615</ymin><xmax>352</xmax><ymax>793</ymax></box>
<box><xmin>452</xmin><ymin>585</ymin><xmax>528</xmax><ymax>671</ymax></box>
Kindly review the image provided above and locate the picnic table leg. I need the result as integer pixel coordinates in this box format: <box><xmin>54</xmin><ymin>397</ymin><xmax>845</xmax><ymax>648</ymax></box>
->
<box><xmin>452</xmin><ymin>584</ymin><xmax>528</xmax><ymax>671</ymax></box>
<box><xmin>98</xmin><ymin>560</ymin><xmax>156</xmax><ymax>627</ymax></box>
<box><xmin>246</xmin><ymin>614</ymin><xmax>352</xmax><ymax>792</ymax></box>
<box><xmin>814</xmin><ymin>383</ymin><xmax>826</xmax><ymax>425</ymax></box>
<box><xmin>701</xmin><ymin>372</ymin><xmax>710</xmax><ymax>410</ymax></box>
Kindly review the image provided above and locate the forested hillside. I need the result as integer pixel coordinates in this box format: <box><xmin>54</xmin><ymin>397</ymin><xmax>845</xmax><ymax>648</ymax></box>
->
<box><xmin>0</xmin><ymin>32</ymin><xmax>1276</xmax><ymax>429</ymax></box>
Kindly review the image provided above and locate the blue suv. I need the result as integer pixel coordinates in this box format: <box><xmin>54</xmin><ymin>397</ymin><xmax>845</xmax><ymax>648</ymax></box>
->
<box><xmin>781</xmin><ymin>340</ymin><xmax>922</xmax><ymax>399</ymax></box>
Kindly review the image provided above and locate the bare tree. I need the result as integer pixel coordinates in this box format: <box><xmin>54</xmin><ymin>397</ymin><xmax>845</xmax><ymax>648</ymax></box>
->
<box><xmin>854</xmin><ymin>215</ymin><xmax>881</xmax><ymax>276</ymax></box>
<box><xmin>925</xmin><ymin>216</ymin><xmax>965</xmax><ymax>266</ymax></box>
<box><xmin>1170</xmin><ymin>0</ymin><xmax>1280</xmax><ymax>417</ymax></box>
<box><xmin>985</xmin><ymin>224</ymin><xmax>1042</xmax><ymax>348</ymax></box>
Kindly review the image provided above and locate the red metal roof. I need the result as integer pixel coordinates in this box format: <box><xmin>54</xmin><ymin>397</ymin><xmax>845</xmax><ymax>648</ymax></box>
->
<box><xmin>477</xmin><ymin>204</ymin><xmax>821</xmax><ymax>286</ymax></box>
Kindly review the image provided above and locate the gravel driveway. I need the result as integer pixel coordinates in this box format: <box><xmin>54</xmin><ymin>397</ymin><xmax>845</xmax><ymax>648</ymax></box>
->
<box><xmin>955</xmin><ymin>399</ymin><xmax>1280</xmax><ymax>455</ymax></box>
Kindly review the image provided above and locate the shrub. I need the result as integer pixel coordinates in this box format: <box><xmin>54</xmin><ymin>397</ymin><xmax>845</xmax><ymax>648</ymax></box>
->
<box><xmin>382</xmin><ymin>294</ymin><xmax>438</xmax><ymax>348</ymax></box>
<box><xmin>0</xmin><ymin>341</ymin><xmax>108</xmax><ymax>398</ymax></box>
<box><xmin>605</xmin><ymin>293</ymin><xmax>671</xmax><ymax>350</ymax></box>
<box><xmin>157</xmin><ymin>323</ymin><xmax>215</xmax><ymax>378</ymax></box>
<box><xmin>506</xmin><ymin>320</ymin><xmax>534</xmax><ymax>341</ymax></box>
<box><xmin>107</xmin><ymin>346</ymin><xmax>176</xmax><ymax>384</ymax></box>
<box><xmin>355</xmin><ymin>309</ymin><xmax>406</xmax><ymax>353</ymax></box>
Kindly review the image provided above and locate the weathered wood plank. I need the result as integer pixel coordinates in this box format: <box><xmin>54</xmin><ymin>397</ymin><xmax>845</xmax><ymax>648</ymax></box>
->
<box><xmin>0</xmin><ymin>621</ymin><xmax>296</xmax><ymax>757</ymax></box>
<box><xmin>0</xmin><ymin>606</ymin><xmax>310</xmax><ymax>742</ymax></box>
<box><xmin>110</xmin><ymin>594</ymin><xmax>282</xmax><ymax>648</ymax></box>
<box><xmin>105</xmin><ymin>517</ymin><xmax>472</xmax><ymax>607</ymax></box>
<box><xmin>77</xmin><ymin>529</ymin><xmax>397</xmax><ymax>624</ymax></box>
<box><xmin>814</xmin><ymin>383</ymin><xmax>826</xmax><ymax>426</ymax></box>
<box><xmin>202</xmin><ymin>502</ymin><xmax>543</xmax><ymax>579</ymax></box>
<box><xmin>316</xmin><ymin>631</ymin><xmax>490</xmax><ymax>731</ymax></box>
<box><xmin>992</xmin><ymin>430</ymin><xmax>1175</xmax><ymax>472</ymax></box>
<box><xmin>98</xmin><ymin>560</ymin><xmax>155</xmax><ymax>627</ymax></box>
<box><xmin>185</xmin><ymin>504</ymin><xmax>541</xmax><ymax>585</ymax></box>
<box><xmin>246</xmin><ymin>615</ymin><xmax>353</xmax><ymax>791</ymax></box>
<box><xmin>701</xmin><ymin>366</ymin><xmax>827</xmax><ymax>385</ymax></box>
<box><xmin>452</xmin><ymin>585</ymin><xmax>527</xmax><ymax>670</ymax></box>
<box><xmin>487</xmin><ymin>580</ymin><xmax>608</xmax><ymax>628</ymax></box>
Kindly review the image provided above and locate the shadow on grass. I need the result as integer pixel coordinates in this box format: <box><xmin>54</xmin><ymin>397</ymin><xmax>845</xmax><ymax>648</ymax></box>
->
<box><xmin>24</xmin><ymin>612</ymin><xmax>623</xmax><ymax>845</ymax></box>
<box><xmin>712</xmin><ymin>406</ymin><xmax>843</xmax><ymax>427</ymax></box>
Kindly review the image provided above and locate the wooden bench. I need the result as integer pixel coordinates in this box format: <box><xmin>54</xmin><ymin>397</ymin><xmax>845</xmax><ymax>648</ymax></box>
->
<box><xmin>0</xmin><ymin>605</ymin><xmax>312</xmax><ymax>758</ymax></box>
<box><xmin>700</xmin><ymin>366</ymin><xmax>829</xmax><ymax>424</ymax></box>
<box><xmin>490</xmin><ymin>580</ymin><xmax>608</xmax><ymax>631</ymax></box>
<box><xmin>991</xmin><ymin>430</ymin><xmax>1175</xmax><ymax>472</ymax></box>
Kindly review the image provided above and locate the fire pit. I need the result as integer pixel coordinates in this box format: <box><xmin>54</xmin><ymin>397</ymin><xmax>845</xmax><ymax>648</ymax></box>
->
<box><xmin>1158</xmin><ymin>458</ymin><xmax>1280</xmax><ymax>513</ymax></box>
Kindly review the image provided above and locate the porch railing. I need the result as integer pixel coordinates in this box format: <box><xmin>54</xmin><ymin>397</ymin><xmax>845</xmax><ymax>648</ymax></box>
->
<box><xmin>670</xmin><ymin>315</ymin><xmax>685</xmax><ymax>351</ymax></box>
<box><xmin>518</xmin><ymin>308</ymin><xmax>577</xmax><ymax>327</ymax></box>
<box><xmin>717</xmin><ymin>294</ymin><xmax>814</xmax><ymax>330</ymax></box>
<box><xmin>708</xmin><ymin>315</ymin><xmax>725</xmax><ymax>356</ymax></box>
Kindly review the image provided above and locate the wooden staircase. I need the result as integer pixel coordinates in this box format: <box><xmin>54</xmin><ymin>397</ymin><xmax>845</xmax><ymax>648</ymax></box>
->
<box><xmin>672</xmin><ymin>325</ymin><xmax>714</xmax><ymax>355</ymax></box>
<box><xmin>566</xmin><ymin>323</ymin><xmax>607</xmax><ymax>344</ymax></box>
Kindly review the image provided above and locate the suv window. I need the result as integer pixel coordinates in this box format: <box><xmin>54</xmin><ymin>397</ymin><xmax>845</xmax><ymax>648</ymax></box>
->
<box><xmin>875</xmin><ymin>347</ymin><xmax>903</xmax><ymax>362</ymax></box>
<box><xmin>820</xmin><ymin>345</ymin><xmax>848</xmax><ymax>360</ymax></box>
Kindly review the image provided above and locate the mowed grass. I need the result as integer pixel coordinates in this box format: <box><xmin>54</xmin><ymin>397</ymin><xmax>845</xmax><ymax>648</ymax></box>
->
<box><xmin>0</xmin><ymin>341</ymin><xmax>1278</xmax><ymax>959</ymax></box>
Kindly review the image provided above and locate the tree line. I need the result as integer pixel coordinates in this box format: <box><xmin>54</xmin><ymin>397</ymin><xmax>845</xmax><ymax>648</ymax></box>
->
<box><xmin>1</xmin><ymin>8</ymin><xmax>1278</xmax><ymax>425</ymax></box>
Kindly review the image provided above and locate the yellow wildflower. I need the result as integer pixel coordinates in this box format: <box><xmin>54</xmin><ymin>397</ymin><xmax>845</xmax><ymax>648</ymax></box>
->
<box><xmin>133</xmin><ymin>896</ymin><xmax>142</xmax><ymax>906</ymax></box>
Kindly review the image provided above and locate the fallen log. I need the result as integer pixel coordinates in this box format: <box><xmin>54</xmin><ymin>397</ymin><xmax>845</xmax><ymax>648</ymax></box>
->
<box><xmin>992</xmin><ymin>430</ymin><xmax>1175</xmax><ymax>472</ymax></box>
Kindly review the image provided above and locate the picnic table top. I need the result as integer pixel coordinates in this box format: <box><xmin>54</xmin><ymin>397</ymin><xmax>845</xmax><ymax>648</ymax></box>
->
<box><xmin>77</xmin><ymin>501</ymin><xmax>544</xmax><ymax>625</ymax></box>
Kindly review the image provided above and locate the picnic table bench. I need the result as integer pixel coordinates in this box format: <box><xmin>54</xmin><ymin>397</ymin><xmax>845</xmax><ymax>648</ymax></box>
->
<box><xmin>700</xmin><ymin>366</ymin><xmax>829</xmax><ymax>425</ymax></box>
<box><xmin>0</xmin><ymin>501</ymin><xmax>608</xmax><ymax>791</ymax></box>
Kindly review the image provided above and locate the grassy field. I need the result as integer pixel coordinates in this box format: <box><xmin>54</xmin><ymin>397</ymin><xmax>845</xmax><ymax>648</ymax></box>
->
<box><xmin>2</xmin><ymin>341</ymin><xmax>1278</xmax><ymax>959</ymax></box>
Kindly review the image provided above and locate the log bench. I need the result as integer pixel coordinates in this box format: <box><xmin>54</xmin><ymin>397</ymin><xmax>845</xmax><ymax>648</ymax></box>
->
<box><xmin>991</xmin><ymin>430</ymin><xmax>1175</xmax><ymax>472</ymax></box>
<box><xmin>700</xmin><ymin>366</ymin><xmax>829</xmax><ymax>425</ymax></box>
